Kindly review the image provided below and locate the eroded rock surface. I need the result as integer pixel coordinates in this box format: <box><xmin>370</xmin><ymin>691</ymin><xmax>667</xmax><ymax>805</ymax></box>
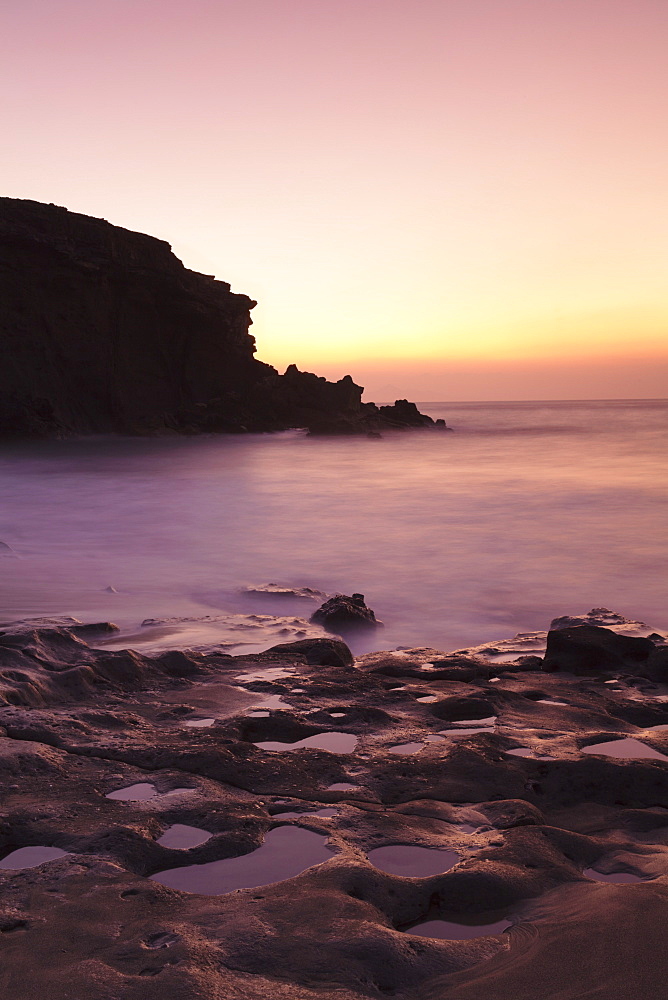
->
<box><xmin>1</xmin><ymin>612</ymin><xmax>668</xmax><ymax>998</ymax></box>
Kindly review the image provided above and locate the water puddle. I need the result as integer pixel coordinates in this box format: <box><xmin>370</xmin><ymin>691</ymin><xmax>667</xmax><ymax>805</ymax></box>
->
<box><xmin>184</xmin><ymin>718</ymin><xmax>216</xmax><ymax>727</ymax></box>
<box><xmin>157</xmin><ymin>824</ymin><xmax>212</xmax><ymax>849</ymax></box>
<box><xmin>252</xmin><ymin>694</ymin><xmax>292</xmax><ymax>710</ymax></box>
<box><xmin>458</xmin><ymin>823</ymin><xmax>480</xmax><ymax>834</ymax></box>
<box><xmin>327</xmin><ymin>782</ymin><xmax>357</xmax><ymax>790</ymax></box>
<box><xmin>106</xmin><ymin>783</ymin><xmax>193</xmax><ymax>800</ymax></box>
<box><xmin>255</xmin><ymin>732</ymin><xmax>358</xmax><ymax>753</ymax></box>
<box><xmin>583</xmin><ymin>867</ymin><xmax>646</xmax><ymax>883</ymax></box>
<box><xmin>236</xmin><ymin>665</ymin><xmax>296</xmax><ymax>683</ymax></box>
<box><xmin>581</xmin><ymin>738</ymin><xmax>668</xmax><ymax>761</ymax></box>
<box><xmin>367</xmin><ymin>845</ymin><xmax>460</xmax><ymax>877</ymax></box>
<box><xmin>506</xmin><ymin>747</ymin><xmax>555</xmax><ymax>760</ymax></box>
<box><xmin>329</xmin><ymin>711</ymin><xmax>346</xmax><ymax>718</ymax></box>
<box><xmin>389</xmin><ymin>742</ymin><xmax>424</xmax><ymax>755</ymax></box>
<box><xmin>151</xmin><ymin>825</ymin><xmax>336</xmax><ymax>894</ymax></box>
<box><xmin>248</xmin><ymin>710</ymin><xmax>270</xmax><ymax>718</ymax></box>
<box><xmin>538</xmin><ymin>699</ymin><xmax>567</xmax><ymax>706</ymax></box>
<box><xmin>450</xmin><ymin>716</ymin><xmax>497</xmax><ymax>727</ymax></box>
<box><xmin>273</xmin><ymin>808</ymin><xmax>337</xmax><ymax>819</ymax></box>
<box><xmin>439</xmin><ymin>727</ymin><xmax>495</xmax><ymax>737</ymax></box>
<box><xmin>0</xmin><ymin>846</ymin><xmax>69</xmax><ymax>869</ymax></box>
<box><xmin>416</xmin><ymin>695</ymin><xmax>439</xmax><ymax>703</ymax></box>
<box><xmin>106</xmin><ymin>782</ymin><xmax>157</xmax><ymax>801</ymax></box>
<box><xmin>407</xmin><ymin>917</ymin><xmax>512</xmax><ymax>939</ymax></box>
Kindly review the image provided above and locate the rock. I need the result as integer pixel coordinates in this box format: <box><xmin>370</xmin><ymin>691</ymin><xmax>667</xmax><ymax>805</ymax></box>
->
<box><xmin>543</xmin><ymin>625</ymin><xmax>655</xmax><ymax>674</ymax></box>
<box><xmin>0</xmin><ymin>198</ymin><xmax>445</xmax><ymax>438</ymax></box>
<box><xmin>642</xmin><ymin>646</ymin><xmax>668</xmax><ymax>683</ymax></box>
<box><xmin>550</xmin><ymin>608</ymin><xmax>650</xmax><ymax>631</ymax></box>
<box><xmin>262</xmin><ymin>637</ymin><xmax>354</xmax><ymax>668</ymax></box>
<box><xmin>310</xmin><ymin>594</ymin><xmax>381</xmax><ymax>633</ymax></box>
<box><xmin>377</xmin><ymin>399</ymin><xmax>436</xmax><ymax>428</ymax></box>
<box><xmin>2</xmin><ymin>613</ymin><xmax>668</xmax><ymax>998</ymax></box>
<box><xmin>242</xmin><ymin>584</ymin><xmax>324</xmax><ymax>600</ymax></box>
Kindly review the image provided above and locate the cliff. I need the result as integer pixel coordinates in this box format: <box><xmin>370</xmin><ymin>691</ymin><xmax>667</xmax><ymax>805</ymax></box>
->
<box><xmin>0</xmin><ymin>198</ymin><xmax>442</xmax><ymax>437</ymax></box>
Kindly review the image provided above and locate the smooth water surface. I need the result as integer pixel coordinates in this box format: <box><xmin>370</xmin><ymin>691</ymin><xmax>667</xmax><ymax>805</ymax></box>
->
<box><xmin>2</xmin><ymin>400</ymin><xmax>666</xmax><ymax>653</ymax></box>
<box><xmin>106</xmin><ymin>782</ymin><xmax>157</xmax><ymax>801</ymax></box>
<box><xmin>0</xmin><ymin>846</ymin><xmax>69</xmax><ymax>869</ymax></box>
<box><xmin>255</xmin><ymin>732</ymin><xmax>358</xmax><ymax>753</ymax></box>
<box><xmin>150</xmin><ymin>824</ymin><xmax>336</xmax><ymax>894</ymax></box>
<box><xmin>157</xmin><ymin>824</ymin><xmax>212</xmax><ymax>849</ymax></box>
<box><xmin>367</xmin><ymin>845</ymin><xmax>460</xmax><ymax>876</ymax></box>
<box><xmin>583</xmin><ymin>867</ymin><xmax>646</xmax><ymax>883</ymax></box>
<box><xmin>581</xmin><ymin>738</ymin><xmax>668</xmax><ymax>761</ymax></box>
<box><xmin>407</xmin><ymin>916</ymin><xmax>512</xmax><ymax>939</ymax></box>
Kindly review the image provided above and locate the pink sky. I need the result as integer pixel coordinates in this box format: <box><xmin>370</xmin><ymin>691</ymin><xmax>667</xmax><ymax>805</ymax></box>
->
<box><xmin>1</xmin><ymin>0</ymin><xmax>667</xmax><ymax>399</ymax></box>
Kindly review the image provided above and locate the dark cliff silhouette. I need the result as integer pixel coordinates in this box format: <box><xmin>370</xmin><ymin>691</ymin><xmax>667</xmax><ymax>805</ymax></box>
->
<box><xmin>0</xmin><ymin>198</ymin><xmax>444</xmax><ymax>437</ymax></box>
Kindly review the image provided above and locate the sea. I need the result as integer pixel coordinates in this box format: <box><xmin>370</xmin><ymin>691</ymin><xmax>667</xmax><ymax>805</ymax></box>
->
<box><xmin>1</xmin><ymin>399</ymin><xmax>666</xmax><ymax>657</ymax></box>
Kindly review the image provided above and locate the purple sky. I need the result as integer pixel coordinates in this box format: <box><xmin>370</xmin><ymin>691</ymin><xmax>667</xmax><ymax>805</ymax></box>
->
<box><xmin>2</xmin><ymin>0</ymin><xmax>667</xmax><ymax>398</ymax></box>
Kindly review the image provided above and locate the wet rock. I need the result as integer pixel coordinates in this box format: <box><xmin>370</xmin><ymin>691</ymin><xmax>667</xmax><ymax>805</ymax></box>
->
<box><xmin>543</xmin><ymin>625</ymin><xmax>654</xmax><ymax>674</ymax></box>
<box><xmin>549</xmin><ymin>608</ymin><xmax>649</xmax><ymax>631</ymax></box>
<box><xmin>3</xmin><ymin>611</ymin><xmax>668</xmax><ymax>998</ymax></box>
<box><xmin>310</xmin><ymin>594</ymin><xmax>381</xmax><ymax>633</ymax></box>
<box><xmin>642</xmin><ymin>646</ymin><xmax>668</xmax><ymax>682</ymax></box>
<box><xmin>263</xmin><ymin>637</ymin><xmax>354</xmax><ymax>668</ymax></box>
<box><xmin>242</xmin><ymin>584</ymin><xmax>325</xmax><ymax>600</ymax></box>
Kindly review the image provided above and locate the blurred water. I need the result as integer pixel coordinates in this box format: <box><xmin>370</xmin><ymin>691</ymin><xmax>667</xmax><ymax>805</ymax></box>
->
<box><xmin>1</xmin><ymin>399</ymin><xmax>666</xmax><ymax>654</ymax></box>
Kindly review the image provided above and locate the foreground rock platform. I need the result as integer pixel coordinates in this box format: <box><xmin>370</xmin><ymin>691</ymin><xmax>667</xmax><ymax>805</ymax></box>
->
<box><xmin>1</xmin><ymin>610</ymin><xmax>667</xmax><ymax>998</ymax></box>
<box><xmin>0</xmin><ymin>197</ymin><xmax>446</xmax><ymax>438</ymax></box>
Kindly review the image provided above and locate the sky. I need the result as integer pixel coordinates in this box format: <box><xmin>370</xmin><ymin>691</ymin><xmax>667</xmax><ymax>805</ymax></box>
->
<box><xmin>1</xmin><ymin>0</ymin><xmax>666</xmax><ymax>400</ymax></box>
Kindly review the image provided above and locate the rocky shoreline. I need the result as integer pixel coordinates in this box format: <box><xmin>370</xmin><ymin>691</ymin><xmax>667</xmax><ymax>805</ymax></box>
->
<box><xmin>1</xmin><ymin>608</ymin><xmax>667</xmax><ymax>998</ymax></box>
<box><xmin>0</xmin><ymin>198</ymin><xmax>447</xmax><ymax>438</ymax></box>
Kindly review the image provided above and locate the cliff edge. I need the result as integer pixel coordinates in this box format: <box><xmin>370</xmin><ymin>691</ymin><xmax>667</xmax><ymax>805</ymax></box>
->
<box><xmin>0</xmin><ymin>198</ymin><xmax>443</xmax><ymax>437</ymax></box>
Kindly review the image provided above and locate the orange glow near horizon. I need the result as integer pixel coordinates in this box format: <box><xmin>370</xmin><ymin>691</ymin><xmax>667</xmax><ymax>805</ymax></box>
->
<box><xmin>2</xmin><ymin>0</ymin><xmax>667</xmax><ymax>399</ymax></box>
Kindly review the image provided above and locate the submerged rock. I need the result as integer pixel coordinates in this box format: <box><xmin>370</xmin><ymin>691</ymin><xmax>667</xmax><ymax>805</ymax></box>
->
<box><xmin>310</xmin><ymin>593</ymin><xmax>381</xmax><ymax>633</ymax></box>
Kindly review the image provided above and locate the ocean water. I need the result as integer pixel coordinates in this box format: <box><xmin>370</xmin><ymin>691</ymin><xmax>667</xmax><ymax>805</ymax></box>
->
<box><xmin>1</xmin><ymin>399</ymin><xmax>666</xmax><ymax>655</ymax></box>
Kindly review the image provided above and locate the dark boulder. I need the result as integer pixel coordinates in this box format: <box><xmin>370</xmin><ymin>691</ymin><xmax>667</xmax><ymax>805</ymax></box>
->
<box><xmin>543</xmin><ymin>625</ymin><xmax>655</xmax><ymax>675</ymax></box>
<box><xmin>310</xmin><ymin>594</ymin><xmax>381</xmax><ymax>633</ymax></box>
<box><xmin>641</xmin><ymin>645</ymin><xmax>668</xmax><ymax>683</ymax></box>
<box><xmin>263</xmin><ymin>637</ymin><xmax>354</xmax><ymax>668</ymax></box>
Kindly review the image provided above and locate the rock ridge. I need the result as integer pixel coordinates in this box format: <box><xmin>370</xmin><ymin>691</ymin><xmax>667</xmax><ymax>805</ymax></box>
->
<box><xmin>0</xmin><ymin>197</ymin><xmax>446</xmax><ymax>437</ymax></box>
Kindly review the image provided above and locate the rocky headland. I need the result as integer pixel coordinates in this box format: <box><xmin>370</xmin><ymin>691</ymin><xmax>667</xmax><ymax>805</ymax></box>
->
<box><xmin>0</xmin><ymin>197</ymin><xmax>445</xmax><ymax>438</ymax></box>
<box><xmin>1</xmin><ymin>607</ymin><xmax>667</xmax><ymax>998</ymax></box>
